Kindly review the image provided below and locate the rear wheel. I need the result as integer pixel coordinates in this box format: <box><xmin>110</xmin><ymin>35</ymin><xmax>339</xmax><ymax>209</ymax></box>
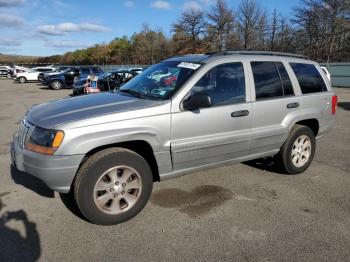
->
<box><xmin>6</xmin><ymin>74</ymin><xmax>12</xmax><ymax>79</ymax></box>
<box><xmin>18</xmin><ymin>77</ymin><xmax>26</xmax><ymax>83</ymax></box>
<box><xmin>74</xmin><ymin>148</ymin><xmax>153</xmax><ymax>225</ymax></box>
<box><xmin>51</xmin><ymin>80</ymin><xmax>62</xmax><ymax>90</ymax></box>
<box><xmin>276</xmin><ymin>125</ymin><xmax>316</xmax><ymax>174</ymax></box>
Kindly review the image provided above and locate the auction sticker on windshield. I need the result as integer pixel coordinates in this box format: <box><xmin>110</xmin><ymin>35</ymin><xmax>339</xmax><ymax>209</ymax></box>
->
<box><xmin>177</xmin><ymin>62</ymin><xmax>201</xmax><ymax>70</ymax></box>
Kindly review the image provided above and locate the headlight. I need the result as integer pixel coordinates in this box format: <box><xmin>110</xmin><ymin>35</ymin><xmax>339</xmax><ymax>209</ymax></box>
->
<box><xmin>25</xmin><ymin>126</ymin><xmax>64</xmax><ymax>155</ymax></box>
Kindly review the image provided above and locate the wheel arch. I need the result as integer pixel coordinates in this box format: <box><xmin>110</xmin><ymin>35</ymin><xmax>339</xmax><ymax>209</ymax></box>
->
<box><xmin>294</xmin><ymin>118</ymin><xmax>319</xmax><ymax>136</ymax></box>
<box><xmin>78</xmin><ymin>140</ymin><xmax>160</xmax><ymax>182</ymax></box>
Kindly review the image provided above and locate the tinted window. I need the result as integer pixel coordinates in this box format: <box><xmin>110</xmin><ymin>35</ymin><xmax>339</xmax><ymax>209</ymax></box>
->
<box><xmin>290</xmin><ymin>63</ymin><xmax>327</xmax><ymax>94</ymax></box>
<box><xmin>252</xmin><ymin>62</ymin><xmax>283</xmax><ymax>99</ymax></box>
<box><xmin>191</xmin><ymin>63</ymin><xmax>245</xmax><ymax>106</ymax></box>
<box><xmin>251</xmin><ymin>61</ymin><xmax>294</xmax><ymax>100</ymax></box>
<box><xmin>276</xmin><ymin>62</ymin><xmax>294</xmax><ymax>96</ymax></box>
<box><xmin>80</xmin><ymin>68</ymin><xmax>90</xmax><ymax>74</ymax></box>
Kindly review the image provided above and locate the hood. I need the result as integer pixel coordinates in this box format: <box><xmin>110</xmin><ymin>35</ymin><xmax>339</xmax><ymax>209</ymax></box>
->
<box><xmin>26</xmin><ymin>92</ymin><xmax>166</xmax><ymax>129</ymax></box>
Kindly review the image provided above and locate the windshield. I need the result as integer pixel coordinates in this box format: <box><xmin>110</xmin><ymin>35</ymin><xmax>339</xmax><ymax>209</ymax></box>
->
<box><xmin>119</xmin><ymin>61</ymin><xmax>201</xmax><ymax>100</ymax></box>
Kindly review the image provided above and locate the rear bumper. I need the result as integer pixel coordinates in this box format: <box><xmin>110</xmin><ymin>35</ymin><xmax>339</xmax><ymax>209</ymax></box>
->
<box><xmin>11</xmin><ymin>132</ymin><xmax>84</xmax><ymax>193</ymax></box>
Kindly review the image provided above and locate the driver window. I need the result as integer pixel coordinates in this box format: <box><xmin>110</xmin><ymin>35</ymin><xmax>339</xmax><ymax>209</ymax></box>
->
<box><xmin>191</xmin><ymin>62</ymin><xmax>246</xmax><ymax>106</ymax></box>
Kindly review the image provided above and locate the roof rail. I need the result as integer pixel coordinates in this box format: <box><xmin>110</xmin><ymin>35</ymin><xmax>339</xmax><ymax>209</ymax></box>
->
<box><xmin>205</xmin><ymin>50</ymin><xmax>309</xmax><ymax>60</ymax></box>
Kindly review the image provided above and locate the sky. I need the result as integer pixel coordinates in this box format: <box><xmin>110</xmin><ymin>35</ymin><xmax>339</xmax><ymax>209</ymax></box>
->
<box><xmin>0</xmin><ymin>0</ymin><xmax>299</xmax><ymax>56</ymax></box>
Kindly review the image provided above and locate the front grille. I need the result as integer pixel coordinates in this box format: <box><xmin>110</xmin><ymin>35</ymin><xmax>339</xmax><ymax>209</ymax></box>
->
<box><xmin>18</xmin><ymin>119</ymin><xmax>34</xmax><ymax>148</ymax></box>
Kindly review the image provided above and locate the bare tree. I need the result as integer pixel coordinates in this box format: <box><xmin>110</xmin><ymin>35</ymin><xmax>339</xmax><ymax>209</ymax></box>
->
<box><xmin>172</xmin><ymin>8</ymin><xmax>207</xmax><ymax>53</ymax></box>
<box><xmin>270</xmin><ymin>9</ymin><xmax>278</xmax><ymax>50</ymax></box>
<box><xmin>207</xmin><ymin>0</ymin><xmax>234</xmax><ymax>51</ymax></box>
<box><xmin>237</xmin><ymin>0</ymin><xmax>264</xmax><ymax>49</ymax></box>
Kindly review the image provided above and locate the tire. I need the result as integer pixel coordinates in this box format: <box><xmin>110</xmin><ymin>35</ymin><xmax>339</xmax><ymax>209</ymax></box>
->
<box><xmin>51</xmin><ymin>80</ymin><xmax>62</xmax><ymax>90</ymax></box>
<box><xmin>7</xmin><ymin>74</ymin><xmax>12</xmax><ymax>79</ymax></box>
<box><xmin>74</xmin><ymin>148</ymin><xmax>153</xmax><ymax>225</ymax></box>
<box><xmin>276</xmin><ymin>124</ymin><xmax>316</xmax><ymax>174</ymax></box>
<box><xmin>19</xmin><ymin>77</ymin><xmax>26</xmax><ymax>83</ymax></box>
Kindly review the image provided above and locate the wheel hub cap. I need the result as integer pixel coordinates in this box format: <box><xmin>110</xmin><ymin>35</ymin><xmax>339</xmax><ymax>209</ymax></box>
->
<box><xmin>291</xmin><ymin>135</ymin><xmax>312</xmax><ymax>168</ymax></box>
<box><xmin>93</xmin><ymin>166</ymin><xmax>142</xmax><ymax>215</ymax></box>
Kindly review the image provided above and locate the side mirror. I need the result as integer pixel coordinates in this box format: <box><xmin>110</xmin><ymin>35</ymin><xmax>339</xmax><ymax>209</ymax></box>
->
<box><xmin>182</xmin><ymin>93</ymin><xmax>212</xmax><ymax>111</ymax></box>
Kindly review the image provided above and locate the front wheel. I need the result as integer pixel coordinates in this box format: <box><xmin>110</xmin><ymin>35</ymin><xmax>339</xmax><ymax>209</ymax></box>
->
<box><xmin>276</xmin><ymin>125</ymin><xmax>316</xmax><ymax>174</ymax></box>
<box><xmin>18</xmin><ymin>77</ymin><xmax>26</xmax><ymax>83</ymax></box>
<box><xmin>51</xmin><ymin>80</ymin><xmax>62</xmax><ymax>90</ymax></box>
<box><xmin>74</xmin><ymin>148</ymin><xmax>153</xmax><ymax>225</ymax></box>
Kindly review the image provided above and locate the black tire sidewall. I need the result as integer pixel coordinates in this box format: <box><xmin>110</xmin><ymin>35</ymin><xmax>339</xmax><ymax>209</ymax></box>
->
<box><xmin>75</xmin><ymin>150</ymin><xmax>153</xmax><ymax>225</ymax></box>
<box><xmin>282</xmin><ymin>126</ymin><xmax>316</xmax><ymax>174</ymax></box>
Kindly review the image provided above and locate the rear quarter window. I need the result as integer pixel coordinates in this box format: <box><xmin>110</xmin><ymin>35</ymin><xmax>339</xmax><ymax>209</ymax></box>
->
<box><xmin>289</xmin><ymin>63</ymin><xmax>327</xmax><ymax>94</ymax></box>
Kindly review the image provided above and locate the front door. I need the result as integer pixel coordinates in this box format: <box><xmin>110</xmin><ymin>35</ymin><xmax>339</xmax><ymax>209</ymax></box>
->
<box><xmin>171</xmin><ymin>62</ymin><xmax>252</xmax><ymax>171</ymax></box>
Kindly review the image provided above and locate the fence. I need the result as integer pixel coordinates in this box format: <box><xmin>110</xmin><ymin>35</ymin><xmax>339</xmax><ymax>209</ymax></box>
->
<box><xmin>320</xmin><ymin>63</ymin><xmax>350</xmax><ymax>87</ymax></box>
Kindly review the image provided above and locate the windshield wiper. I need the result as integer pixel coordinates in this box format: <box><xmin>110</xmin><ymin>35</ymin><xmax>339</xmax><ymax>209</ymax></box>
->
<box><xmin>118</xmin><ymin>89</ymin><xmax>145</xmax><ymax>99</ymax></box>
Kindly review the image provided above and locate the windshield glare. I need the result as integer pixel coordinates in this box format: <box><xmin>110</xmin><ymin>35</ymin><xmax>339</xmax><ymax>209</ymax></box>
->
<box><xmin>119</xmin><ymin>61</ymin><xmax>201</xmax><ymax>99</ymax></box>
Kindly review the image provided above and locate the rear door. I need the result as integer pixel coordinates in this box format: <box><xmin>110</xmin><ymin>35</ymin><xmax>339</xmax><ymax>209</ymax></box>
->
<box><xmin>171</xmin><ymin>62</ymin><xmax>252</xmax><ymax>170</ymax></box>
<box><xmin>249</xmin><ymin>60</ymin><xmax>301</xmax><ymax>154</ymax></box>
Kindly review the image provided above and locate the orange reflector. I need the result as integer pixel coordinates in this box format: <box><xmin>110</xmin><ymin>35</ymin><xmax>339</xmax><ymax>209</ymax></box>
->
<box><xmin>52</xmin><ymin>131</ymin><xmax>64</xmax><ymax>147</ymax></box>
<box><xmin>26</xmin><ymin>143</ymin><xmax>56</xmax><ymax>155</ymax></box>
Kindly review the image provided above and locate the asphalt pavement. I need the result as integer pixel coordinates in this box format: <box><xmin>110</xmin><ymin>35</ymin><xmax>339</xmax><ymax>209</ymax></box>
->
<box><xmin>0</xmin><ymin>79</ymin><xmax>349</xmax><ymax>261</ymax></box>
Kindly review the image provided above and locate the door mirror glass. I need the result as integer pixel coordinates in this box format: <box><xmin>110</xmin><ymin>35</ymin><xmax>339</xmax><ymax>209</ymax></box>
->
<box><xmin>182</xmin><ymin>93</ymin><xmax>212</xmax><ymax>110</ymax></box>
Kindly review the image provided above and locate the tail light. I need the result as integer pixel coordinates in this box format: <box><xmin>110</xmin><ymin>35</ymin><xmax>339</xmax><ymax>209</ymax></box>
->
<box><xmin>332</xmin><ymin>95</ymin><xmax>337</xmax><ymax>115</ymax></box>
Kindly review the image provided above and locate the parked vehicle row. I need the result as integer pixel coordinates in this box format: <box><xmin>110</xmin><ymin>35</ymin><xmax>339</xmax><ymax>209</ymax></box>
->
<box><xmin>5</xmin><ymin>64</ymin><xmax>145</xmax><ymax>94</ymax></box>
<box><xmin>72</xmin><ymin>70</ymin><xmax>138</xmax><ymax>95</ymax></box>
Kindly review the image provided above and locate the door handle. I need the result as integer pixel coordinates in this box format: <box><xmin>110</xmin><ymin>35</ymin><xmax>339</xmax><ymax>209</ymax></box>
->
<box><xmin>231</xmin><ymin>110</ymin><xmax>249</xmax><ymax>117</ymax></box>
<box><xmin>287</xmin><ymin>102</ymin><xmax>299</xmax><ymax>109</ymax></box>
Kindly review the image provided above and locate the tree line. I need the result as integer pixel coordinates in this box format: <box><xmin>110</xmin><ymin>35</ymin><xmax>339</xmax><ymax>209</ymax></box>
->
<box><xmin>37</xmin><ymin>0</ymin><xmax>350</xmax><ymax>65</ymax></box>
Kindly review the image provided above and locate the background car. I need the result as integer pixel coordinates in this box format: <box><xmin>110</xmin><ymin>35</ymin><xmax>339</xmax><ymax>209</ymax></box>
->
<box><xmin>128</xmin><ymin>67</ymin><xmax>143</xmax><ymax>75</ymax></box>
<box><xmin>320</xmin><ymin>66</ymin><xmax>331</xmax><ymax>82</ymax></box>
<box><xmin>38</xmin><ymin>66</ymin><xmax>71</xmax><ymax>82</ymax></box>
<box><xmin>72</xmin><ymin>70</ymin><xmax>136</xmax><ymax>95</ymax></box>
<box><xmin>0</xmin><ymin>69</ymin><xmax>13</xmax><ymax>79</ymax></box>
<box><xmin>14</xmin><ymin>67</ymin><xmax>56</xmax><ymax>83</ymax></box>
<box><xmin>47</xmin><ymin>66</ymin><xmax>104</xmax><ymax>90</ymax></box>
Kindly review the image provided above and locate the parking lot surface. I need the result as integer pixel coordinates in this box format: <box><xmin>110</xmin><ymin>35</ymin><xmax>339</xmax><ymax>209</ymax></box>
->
<box><xmin>0</xmin><ymin>80</ymin><xmax>350</xmax><ymax>261</ymax></box>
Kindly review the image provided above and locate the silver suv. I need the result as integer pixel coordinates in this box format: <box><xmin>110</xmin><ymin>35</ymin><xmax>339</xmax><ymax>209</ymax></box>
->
<box><xmin>11</xmin><ymin>51</ymin><xmax>337</xmax><ymax>225</ymax></box>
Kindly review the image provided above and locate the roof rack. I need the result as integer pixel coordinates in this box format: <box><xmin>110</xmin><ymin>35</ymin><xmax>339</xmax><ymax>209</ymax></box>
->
<box><xmin>205</xmin><ymin>50</ymin><xmax>309</xmax><ymax>60</ymax></box>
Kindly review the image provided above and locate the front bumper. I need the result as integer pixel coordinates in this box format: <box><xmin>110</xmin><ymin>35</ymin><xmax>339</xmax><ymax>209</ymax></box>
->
<box><xmin>11</xmin><ymin>132</ymin><xmax>85</xmax><ymax>193</ymax></box>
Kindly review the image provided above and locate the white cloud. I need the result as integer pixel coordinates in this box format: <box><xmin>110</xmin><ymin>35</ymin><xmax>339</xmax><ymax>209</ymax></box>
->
<box><xmin>183</xmin><ymin>1</ymin><xmax>202</xmax><ymax>11</ymax></box>
<box><xmin>150</xmin><ymin>1</ymin><xmax>172</xmax><ymax>10</ymax></box>
<box><xmin>124</xmin><ymin>1</ymin><xmax>134</xmax><ymax>8</ymax></box>
<box><xmin>0</xmin><ymin>0</ymin><xmax>25</xmax><ymax>7</ymax></box>
<box><xmin>0</xmin><ymin>13</ymin><xmax>24</xmax><ymax>27</ymax></box>
<box><xmin>0</xmin><ymin>37</ymin><xmax>21</xmax><ymax>46</ymax></box>
<box><xmin>45</xmin><ymin>40</ymin><xmax>88</xmax><ymax>49</ymax></box>
<box><xmin>37</xmin><ymin>22</ymin><xmax>110</xmax><ymax>35</ymax></box>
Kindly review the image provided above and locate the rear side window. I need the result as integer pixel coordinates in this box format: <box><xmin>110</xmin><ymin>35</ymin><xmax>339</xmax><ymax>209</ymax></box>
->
<box><xmin>251</xmin><ymin>61</ymin><xmax>294</xmax><ymax>100</ymax></box>
<box><xmin>289</xmin><ymin>63</ymin><xmax>327</xmax><ymax>94</ymax></box>
<box><xmin>80</xmin><ymin>68</ymin><xmax>90</xmax><ymax>74</ymax></box>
